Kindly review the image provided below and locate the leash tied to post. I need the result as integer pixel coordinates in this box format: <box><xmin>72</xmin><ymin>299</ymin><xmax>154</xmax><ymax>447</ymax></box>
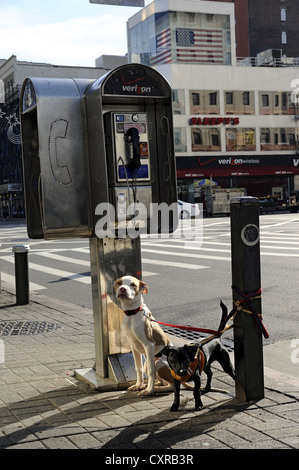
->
<box><xmin>218</xmin><ymin>286</ymin><xmax>269</xmax><ymax>339</ymax></box>
<box><xmin>141</xmin><ymin>283</ymin><xmax>269</xmax><ymax>343</ymax></box>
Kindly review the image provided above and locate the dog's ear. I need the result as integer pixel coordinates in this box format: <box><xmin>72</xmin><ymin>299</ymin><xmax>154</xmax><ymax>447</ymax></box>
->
<box><xmin>113</xmin><ymin>278</ymin><xmax>122</xmax><ymax>291</ymax></box>
<box><xmin>155</xmin><ymin>346</ymin><xmax>171</xmax><ymax>358</ymax></box>
<box><xmin>139</xmin><ymin>280</ymin><xmax>148</xmax><ymax>294</ymax></box>
<box><xmin>186</xmin><ymin>344</ymin><xmax>199</xmax><ymax>360</ymax></box>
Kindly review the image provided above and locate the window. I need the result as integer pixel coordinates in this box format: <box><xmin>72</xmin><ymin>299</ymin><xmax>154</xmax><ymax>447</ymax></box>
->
<box><xmin>281</xmin><ymin>31</ymin><xmax>287</xmax><ymax>44</ymax></box>
<box><xmin>281</xmin><ymin>8</ymin><xmax>286</xmax><ymax>21</ymax></box>
<box><xmin>209</xmin><ymin>92</ymin><xmax>217</xmax><ymax>106</ymax></box>
<box><xmin>288</xmin><ymin>133</ymin><xmax>296</xmax><ymax>146</ymax></box>
<box><xmin>275</xmin><ymin>94</ymin><xmax>279</xmax><ymax>107</ymax></box>
<box><xmin>211</xmin><ymin>133</ymin><xmax>219</xmax><ymax>146</ymax></box>
<box><xmin>172</xmin><ymin>89</ymin><xmax>185</xmax><ymax>114</ymax></box>
<box><xmin>226</xmin><ymin>128</ymin><xmax>255</xmax><ymax>151</ymax></box>
<box><xmin>281</xmin><ymin>130</ymin><xmax>287</xmax><ymax>143</ymax></box>
<box><xmin>192</xmin><ymin>92</ymin><xmax>200</xmax><ymax>106</ymax></box>
<box><xmin>261</xmin><ymin>129</ymin><xmax>270</xmax><ymax>144</ymax></box>
<box><xmin>174</xmin><ymin>127</ymin><xmax>187</xmax><ymax>152</ymax></box>
<box><xmin>243</xmin><ymin>92</ymin><xmax>250</xmax><ymax>106</ymax></box>
<box><xmin>226</xmin><ymin>92</ymin><xmax>233</xmax><ymax>105</ymax></box>
<box><xmin>262</xmin><ymin>94</ymin><xmax>269</xmax><ymax>107</ymax></box>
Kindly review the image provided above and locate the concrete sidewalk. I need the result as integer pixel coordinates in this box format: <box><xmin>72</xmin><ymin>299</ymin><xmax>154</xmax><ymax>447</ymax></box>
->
<box><xmin>0</xmin><ymin>284</ymin><xmax>299</xmax><ymax>450</ymax></box>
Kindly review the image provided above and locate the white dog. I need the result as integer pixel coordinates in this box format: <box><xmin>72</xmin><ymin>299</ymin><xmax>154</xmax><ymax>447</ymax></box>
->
<box><xmin>114</xmin><ymin>275</ymin><xmax>172</xmax><ymax>396</ymax></box>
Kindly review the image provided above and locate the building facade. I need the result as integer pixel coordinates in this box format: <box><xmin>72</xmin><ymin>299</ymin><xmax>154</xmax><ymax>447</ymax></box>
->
<box><xmin>127</xmin><ymin>0</ymin><xmax>299</xmax><ymax>204</ymax></box>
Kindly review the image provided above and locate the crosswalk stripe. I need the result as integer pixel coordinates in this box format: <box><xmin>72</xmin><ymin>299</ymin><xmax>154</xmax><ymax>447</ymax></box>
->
<box><xmin>143</xmin><ymin>241</ymin><xmax>230</xmax><ymax>254</ymax></box>
<box><xmin>261</xmin><ymin>251</ymin><xmax>299</xmax><ymax>258</ymax></box>
<box><xmin>0</xmin><ymin>255</ymin><xmax>91</xmax><ymax>284</ymax></box>
<box><xmin>33</xmin><ymin>251</ymin><xmax>90</xmax><ymax>267</ymax></box>
<box><xmin>0</xmin><ymin>272</ymin><xmax>46</xmax><ymax>291</ymax></box>
<box><xmin>142</xmin><ymin>258</ymin><xmax>208</xmax><ymax>270</ymax></box>
<box><xmin>142</xmin><ymin>247</ymin><xmax>230</xmax><ymax>262</ymax></box>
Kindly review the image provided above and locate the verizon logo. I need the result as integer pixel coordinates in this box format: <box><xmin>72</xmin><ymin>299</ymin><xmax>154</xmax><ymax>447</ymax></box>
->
<box><xmin>122</xmin><ymin>84</ymin><xmax>152</xmax><ymax>94</ymax></box>
<box><xmin>293</xmin><ymin>159</ymin><xmax>299</xmax><ymax>167</ymax></box>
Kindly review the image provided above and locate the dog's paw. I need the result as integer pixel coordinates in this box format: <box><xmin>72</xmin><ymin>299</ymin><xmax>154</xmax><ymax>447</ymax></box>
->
<box><xmin>128</xmin><ymin>383</ymin><xmax>145</xmax><ymax>392</ymax></box>
<box><xmin>195</xmin><ymin>403</ymin><xmax>203</xmax><ymax>411</ymax></box>
<box><xmin>170</xmin><ymin>403</ymin><xmax>179</xmax><ymax>412</ymax></box>
<box><xmin>138</xmin><ymin>388</ymin><xmax>154</xmax><ymax>397</ymax></box>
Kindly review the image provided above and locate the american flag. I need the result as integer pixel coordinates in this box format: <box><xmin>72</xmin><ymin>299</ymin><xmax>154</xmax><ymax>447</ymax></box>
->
<box><xmin>151</xmin><ymin>27</ymin><xmax>224</xmax><ymax>65</ymax></box>
<box><xmin>151</xmin><ymin>27</ymin><xmax>172</xmax><ymax>65</ymax></box>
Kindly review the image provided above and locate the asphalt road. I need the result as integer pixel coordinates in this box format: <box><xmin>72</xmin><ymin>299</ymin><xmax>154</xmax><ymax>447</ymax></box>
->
<box><xmin>0</xmin><ymin>212</ymin><xmax>298</xmax><ymax>345</ymax></box>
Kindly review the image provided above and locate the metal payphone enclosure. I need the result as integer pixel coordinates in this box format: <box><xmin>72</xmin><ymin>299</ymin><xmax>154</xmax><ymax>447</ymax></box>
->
<box><xmin>20</xmin><ymin>65</ymin><xmax>178</xmax><ymax>390</ymax></box>
<box><xmin>84</xmin><ymin>63</ymin><xmax>177</xmax><ymax>236</ymax></box>
<box><xmin>20</xmin><ymin>77</ymin><xmax>94</xmax><ymax>239</ymax></box>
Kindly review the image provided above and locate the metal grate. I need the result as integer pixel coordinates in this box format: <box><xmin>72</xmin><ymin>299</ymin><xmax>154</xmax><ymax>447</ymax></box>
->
<box><xmin>162</xmin><ymin>326</ymin><xmax>234</xmax><ymax>353</ymax></box>
<box><xmin>0</xmin><ymin>321</ymin><xmax>62</xmax><ymax>337</ymax></box>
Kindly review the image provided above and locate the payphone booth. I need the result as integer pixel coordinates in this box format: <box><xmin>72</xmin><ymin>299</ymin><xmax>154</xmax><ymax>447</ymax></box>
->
<box><xmin>20</xmin><ymin>64</ymin><xmax>177</xmax><ymax>390</ymax></box>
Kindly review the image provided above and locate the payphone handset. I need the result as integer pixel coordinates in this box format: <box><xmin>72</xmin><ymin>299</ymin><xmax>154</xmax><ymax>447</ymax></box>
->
<box><xmin>108</xmin><ymin>112</ymin><xmax>151</xmax><ymax>184</ymax></box>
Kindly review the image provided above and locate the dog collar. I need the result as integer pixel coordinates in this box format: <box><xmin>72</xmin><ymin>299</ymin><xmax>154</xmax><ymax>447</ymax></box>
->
<box><xmin>124</xmin><ymin>306</ymin><xmax>143</xmax><ymax>316</ymax></box>
<box><xmin>170</xmin><ymin>347</ymin><xmax>205</xmax><ymax>383</ymax></box>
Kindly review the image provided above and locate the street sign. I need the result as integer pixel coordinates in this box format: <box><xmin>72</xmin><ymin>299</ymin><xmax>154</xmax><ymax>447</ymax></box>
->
<box><xmin>89</xmin><ymin>0</ymin><xmax>145</xmax><ymax>6</ymax></box>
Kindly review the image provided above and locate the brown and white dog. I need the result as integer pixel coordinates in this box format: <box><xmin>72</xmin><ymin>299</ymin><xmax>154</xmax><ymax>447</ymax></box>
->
<box><xmin>114</xmin><ymin>275</ymin><xmax>172</xmax><ymax>396</ymax></box>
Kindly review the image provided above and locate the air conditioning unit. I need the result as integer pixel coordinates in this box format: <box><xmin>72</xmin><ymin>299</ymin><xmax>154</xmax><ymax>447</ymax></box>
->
<box><xmin>257</xmin><ymin>49</ymin><xmax>282</xmax><ymax>66</ymax></box>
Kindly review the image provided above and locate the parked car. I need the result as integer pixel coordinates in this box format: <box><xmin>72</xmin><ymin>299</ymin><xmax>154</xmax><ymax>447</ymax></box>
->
<box><xmin>178</xmin><ymin>200</ymin><xmax>200</xmax><ymax>218</ymax></box>
<box><xmin>258</xmin><ymin>196</ymin><xmax>278</xmax><ymax>214</ymax></box>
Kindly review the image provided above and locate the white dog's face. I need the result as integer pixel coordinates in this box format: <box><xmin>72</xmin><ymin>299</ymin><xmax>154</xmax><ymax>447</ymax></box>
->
<box><xmin>114</xmin><ymin>276</ymin><xmax>148</xmax><ymax>306</ymax></box>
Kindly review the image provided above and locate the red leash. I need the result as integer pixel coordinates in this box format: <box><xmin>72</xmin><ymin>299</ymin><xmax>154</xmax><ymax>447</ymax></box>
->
<box><xmin>152</xmin><ymin>319</ymin><xmax>222</xmax><ymax>336</ymax></box>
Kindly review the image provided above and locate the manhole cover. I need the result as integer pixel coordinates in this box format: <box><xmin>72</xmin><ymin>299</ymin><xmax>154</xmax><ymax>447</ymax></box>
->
<box><xmin>162</xmin><ymin>326</ymin><xmax>234</xmax><ymax>352</ymax></box>
<box><xmin>0</xmin><ymin>321</ymin><xmax>62</xmax><ymax>337</ymax></box>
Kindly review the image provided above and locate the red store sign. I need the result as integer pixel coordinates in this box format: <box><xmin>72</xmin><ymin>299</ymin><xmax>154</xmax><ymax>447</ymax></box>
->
<box><xmin>189</xmin><ymin>117</ymin><xmax>240</xmax><ymax>126</ymax></box>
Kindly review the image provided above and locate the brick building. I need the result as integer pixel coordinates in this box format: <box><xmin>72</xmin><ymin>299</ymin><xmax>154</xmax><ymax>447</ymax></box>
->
<box><xmin>208</xmin><ymin>0</ymin><xmax>299</xmax><ymax>59</ymax></box>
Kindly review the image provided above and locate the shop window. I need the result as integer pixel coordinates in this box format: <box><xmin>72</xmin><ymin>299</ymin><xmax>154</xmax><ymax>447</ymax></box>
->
<box><xmin>226</xmin><ymin>128</ymin><xmax>255</xmax><ymax>151</ymax></box>
<box><xmin>191</xmin><ymin>128</ymin><xmax>220</xmax><ymax>151</ymax></box>
<box><xmin>262</xmin><ymin>128</ymin><xmax>297</xmax><ymax>151</ymax></box>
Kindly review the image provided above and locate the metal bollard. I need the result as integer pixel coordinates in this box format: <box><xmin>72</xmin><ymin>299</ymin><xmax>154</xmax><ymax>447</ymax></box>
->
<box><xmin>12</xmin><ymin>245</ymin><xmax>30</xmax><ymax>305</ymax></box>
<box><xmin>230</xmin><ymin>197</ymin><xmax>266</xmax><ymax>402</ymax></box>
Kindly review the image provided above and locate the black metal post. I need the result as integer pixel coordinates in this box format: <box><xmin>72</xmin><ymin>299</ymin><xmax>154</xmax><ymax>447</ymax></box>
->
<box><xmin>230</xmin><ymin>197</ymin><xmax>266</xmax><ymax>402</ymax></box>
<box><xmin>13</xmin><ymin>245</ymin><xmax>30</xmax><ymax>305</ymax></box>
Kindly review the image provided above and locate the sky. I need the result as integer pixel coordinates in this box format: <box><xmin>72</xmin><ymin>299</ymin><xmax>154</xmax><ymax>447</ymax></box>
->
<box><xmin>0</xmin><ymin>0</ymin><xmax>151</xmax><ymax>67</ymax></box>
